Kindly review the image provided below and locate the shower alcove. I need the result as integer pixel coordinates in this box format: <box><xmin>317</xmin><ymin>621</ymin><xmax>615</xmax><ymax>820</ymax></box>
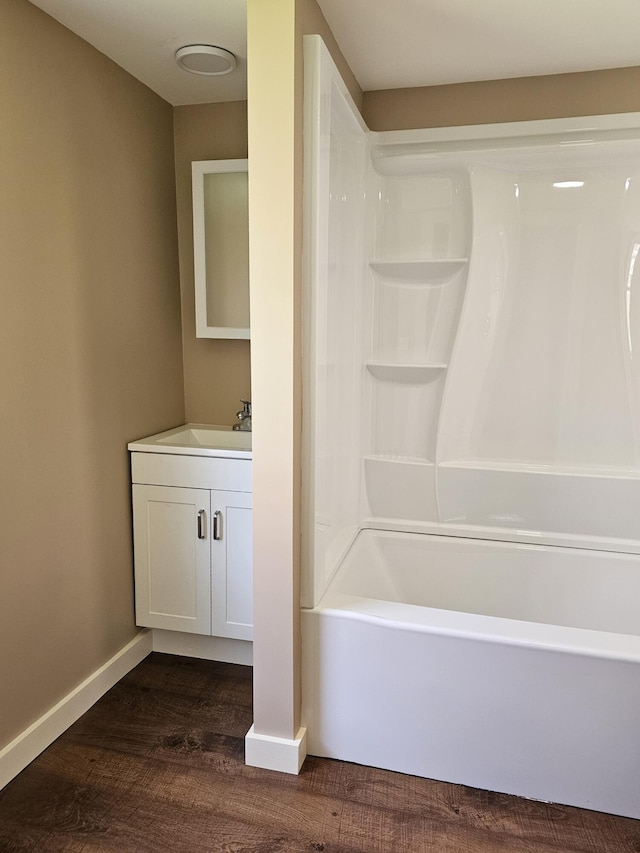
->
<box><xmin>301</xmin><ymin>36</ymin><xmax>640</xmax><ymax>818</ymax></box>
<box><xmin>365</xmin><ymin>166</ymin><xmax>470</xmax><ymax>523</ymax></box>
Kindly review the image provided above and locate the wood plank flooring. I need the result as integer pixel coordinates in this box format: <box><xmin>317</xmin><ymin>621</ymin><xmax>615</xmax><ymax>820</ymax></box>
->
<box><xmin>0</xmin><ymin>653</ymin><xmax>638</xmax><ymax>852</ymax></box>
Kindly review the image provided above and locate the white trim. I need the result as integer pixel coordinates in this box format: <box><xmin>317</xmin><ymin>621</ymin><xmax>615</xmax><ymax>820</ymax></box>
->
<box><xmin>244</xmin><ymin>724</ymin><xmax>307</xmax><ymax>774</ymax></box>
<box><xmin>0</xmin><ymin>630</ymin><xmax>152</xmax><ymax>790</ymax></box>
<box><xmin>191</xmin><ymin>158</ymin><xmax>250</xmax><ymax>340</ymax></box>
<box><xmin>151</xmin><ymin>629</ymin><xmax>253</xmax><ymax>665</ymax></box>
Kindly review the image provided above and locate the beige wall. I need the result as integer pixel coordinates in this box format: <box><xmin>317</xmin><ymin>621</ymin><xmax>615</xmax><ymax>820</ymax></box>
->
<box><xmin>173</xmin><ymin>102</ymin><xmax>251</xmax><ymax>425</ymax></box>
<box><xmin>247</xmin><ymin>0</ymin><xmax>361</xmax><ymax>744</ymax></box>
<box><xmin>0</xmin><ymin>0</ymin><xmax>184</xmax><ymax>749</ymax></box>
<box><xmin>363</xmin><ymin>65</ymin><xmax>640</xmax><ymax>131</ymax></box>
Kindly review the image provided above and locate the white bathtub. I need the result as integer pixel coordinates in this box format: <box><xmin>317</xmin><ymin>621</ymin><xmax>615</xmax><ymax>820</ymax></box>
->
<box><xmin>301</xmin><ymin>529</ymin><xmax>640</xmax><ymax>818</ymax></box>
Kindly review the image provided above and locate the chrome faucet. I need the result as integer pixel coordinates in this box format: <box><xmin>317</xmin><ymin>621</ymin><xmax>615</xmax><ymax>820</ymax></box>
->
<box><xmin>232</xmin><ymin>399</ymin><xmax>252</xmax><ymax>431</ymax></box>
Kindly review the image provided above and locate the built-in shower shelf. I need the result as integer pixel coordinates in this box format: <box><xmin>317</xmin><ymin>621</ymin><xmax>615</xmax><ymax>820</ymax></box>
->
<box><xmin>366</xmin><ymin>363</ymin><xmax>446</xmax><ymax>383</ymax></box>
<box><xmin>366</xmin><ymin>454</ymin><xmax>435</xmax><ymax>466</ymax></box>
<box><xmin>369</xmin><ymin>259</ymin><xmax>468</xmax><ymax>283</ymax></box>
<box><xmin>440</xmin><ymin>459</ymin><xmax>640</xmax><ymax>477</ymax></box>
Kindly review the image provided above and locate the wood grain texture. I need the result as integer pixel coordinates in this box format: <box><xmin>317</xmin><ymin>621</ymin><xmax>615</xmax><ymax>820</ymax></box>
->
<box><xmin>0</xmin><ymin>653</ymin><xmax>638</xmax><ymax>852</ymax></box>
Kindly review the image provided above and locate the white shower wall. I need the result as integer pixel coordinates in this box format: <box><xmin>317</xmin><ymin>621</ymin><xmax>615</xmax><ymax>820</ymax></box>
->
<box><xmin>436</xmin><ymin>144</ymin><xmax>640</xmax><ymax>540</ymax></box>
<box><xmin>441</xmin><ymin>157</ymin><xmax>640</xmax><ymax>468</ymax></box>
<box><xmin>302</xmin><ymin>38</ymin><xmax>368</xmax><ymax>608</ymax></box>
<box><xmin>303</xmin><ymin>36</ymin><xmax>640</xmax><ymax>608</ymax></box>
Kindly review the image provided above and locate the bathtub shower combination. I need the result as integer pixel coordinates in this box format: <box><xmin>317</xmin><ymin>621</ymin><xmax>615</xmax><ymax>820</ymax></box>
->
<box><xmin>300</xmin><ymin>38</ymin><xmax>640</xmax><ymax>818</ymax></box>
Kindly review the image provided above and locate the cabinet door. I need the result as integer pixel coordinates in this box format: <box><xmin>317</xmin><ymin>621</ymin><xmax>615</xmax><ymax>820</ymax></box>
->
<box><xmin>133</xmin><ymin>485</ymin><xmax>211</xmax><ymax>634</ymax></box>
<box><xmin>211</xmin><ymin>490</ymin><xmax>253</xmax><ymax>640</ymax></box>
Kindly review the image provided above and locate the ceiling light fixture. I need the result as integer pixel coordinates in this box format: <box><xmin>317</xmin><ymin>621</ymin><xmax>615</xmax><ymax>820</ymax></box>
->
<box><xmin>175</xmin><ymin>45</ymin><xmax>237</xmax><ymax>76</ymax></box>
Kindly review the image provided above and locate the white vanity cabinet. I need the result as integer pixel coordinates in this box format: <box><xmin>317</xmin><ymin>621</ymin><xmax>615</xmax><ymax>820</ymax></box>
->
<box><xmin>130</xmin><ymin>448</ymin><xmax>252</xmax><ymax>641</ymax></box>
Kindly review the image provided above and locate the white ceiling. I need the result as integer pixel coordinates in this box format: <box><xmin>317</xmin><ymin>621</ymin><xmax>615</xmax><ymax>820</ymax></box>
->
<box><xmin>318</xmin><ymin>0</ymin><xmax>640</xmax><ymax>90</ymax></box>
<box><xmin>27</xmin><ymin>0</ymin><xmax>248</xmax><ymax>105</ymax></box>
<box><xmin>27</xmin><ymin>0</ymin><xmax>640</xmax><ymax>106</ymax></box>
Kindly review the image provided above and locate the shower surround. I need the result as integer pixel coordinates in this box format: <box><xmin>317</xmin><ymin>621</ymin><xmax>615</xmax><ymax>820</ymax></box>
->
<box><xmin>301</xmin><ymin>36</ymin><xmax>640</xmax><ymax>818</ymax></box>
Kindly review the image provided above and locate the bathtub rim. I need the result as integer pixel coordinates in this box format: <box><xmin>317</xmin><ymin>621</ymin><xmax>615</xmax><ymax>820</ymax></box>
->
<box><xmin>312</xmin><ymin>595</ymin><xmax>640</xmax><ymax>664</ymax></box>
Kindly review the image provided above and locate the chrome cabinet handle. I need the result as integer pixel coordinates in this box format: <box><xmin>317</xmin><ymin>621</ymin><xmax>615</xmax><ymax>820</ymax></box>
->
<box><xmin>213</xmin><ymin>510</ymin><xmax>222</xmax><ymax>541</ymax></box>
<box><xmin>197</xmin><ymin>509</ymin><xmax>206</xmax><ymax>540</ymax></box>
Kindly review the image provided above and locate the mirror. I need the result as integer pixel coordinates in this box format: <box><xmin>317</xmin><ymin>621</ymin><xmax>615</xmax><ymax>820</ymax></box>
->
<box><xmin>192</xmin><ymin>159</ymin><xmax>250</xmax><ymax>339</ymax></box>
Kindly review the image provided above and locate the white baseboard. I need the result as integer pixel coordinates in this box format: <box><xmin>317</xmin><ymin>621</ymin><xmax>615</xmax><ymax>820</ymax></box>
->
<box><xmin>245</xmin><ymin>724</ymin><xmax>307</xmax><ymax>774</ymax></box>
<box><xmin>0</xmin><ymin>630</ymin><xmax>152</xmax><ymax>791</ymax></box>
<box><xmin>152</xmin><ymin>630</ymin><xmax>253</xmax><ymax>665</ymax></box>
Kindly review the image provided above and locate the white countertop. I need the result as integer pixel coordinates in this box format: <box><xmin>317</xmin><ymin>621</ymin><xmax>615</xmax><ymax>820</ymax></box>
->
<box><xmin>128</xmin><ymin>423</ymin><xmax>252</xmax><ymax>460</ymax></box>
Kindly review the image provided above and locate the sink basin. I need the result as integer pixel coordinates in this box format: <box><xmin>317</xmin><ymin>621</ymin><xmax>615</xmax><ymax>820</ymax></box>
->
<box><xmin>128</xmin><ymin>423</ymin><xmax>251</xmax><ymax>458</ymax></box>
<box><xmin>157</xmin><ymin>426</ymin><xmax>250</xmax><ymax>449</ymax></box>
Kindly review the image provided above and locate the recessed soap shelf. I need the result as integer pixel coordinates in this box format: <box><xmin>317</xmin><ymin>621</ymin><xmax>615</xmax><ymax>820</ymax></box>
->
<box><xmin>366</xmin><ymin>363</ymin><xmax>447</xmax><ymax>383</ymax></box>
<box><xmin>365</xmin><ymin>454</ymin><xmax>435</xmax><ymax>465</ymax></box>
<box><xmin>370</xmin><ymin>259</ymin><xmax>468</xmax><ymax>284</ymax></box>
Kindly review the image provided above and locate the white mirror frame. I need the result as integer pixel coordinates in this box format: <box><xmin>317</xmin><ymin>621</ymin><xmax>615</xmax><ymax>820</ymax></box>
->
<box><xmin>192</xmin><ymin>158</ymin><xmax>250</xmax><ymax>339</ymax></box>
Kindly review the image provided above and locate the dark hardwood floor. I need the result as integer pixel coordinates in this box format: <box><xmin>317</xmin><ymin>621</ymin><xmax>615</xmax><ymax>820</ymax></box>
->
<box><xmin>0</xmin><ymin>653</ymin><xmax>638</xmax><ymax>852</ymax></box>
